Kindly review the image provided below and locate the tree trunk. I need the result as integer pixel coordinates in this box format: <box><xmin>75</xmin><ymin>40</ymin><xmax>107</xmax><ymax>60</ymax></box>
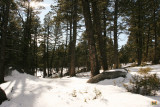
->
<box><xmin>43</xmin><ymin>35</ymin><xmax>47</xmax><ymax>78</ymax></box>
<box><xmin>23</xmin><ymin>1</ymin><xmax>32</xmax><ymax>74</ymax></box>
<box><xmin>47</xmin><ymin>25</ymin><xmax>50</xmax><ymax>76</ymax></box>
<box><xmin>28</xmin><ymin>6</ymin><xmax>33</xmax><ymax>75</ymax></box>
<box><xmin>153</xmin><ymin>6</ymin><xmax>158</xmax><ymax>64</ymax></box>
<box><xmin>103</xmin><ymin>7</ymin><xmax>108</xmax><ymax>69</ymax></box>
<box><xmin>68</xmin><ymin>4</ymin><xmax>73</xmax><ymax>75</ymax></box>
<box><xmin>65</xmin><ymin>18</ymin><xmax>69</xmax><ymax>73</ymax></box>
<box><xmin>33</xmin><ymin>27</ymin><xmax>38</xmax><ymax>75</ymax></box>
<box><xmin>137</xmin><ymin>1</ymin><xmax>142</xmax><ymax>66</ymax></box>
<box><xmin>114</xmin><ymin>0</ymin><xmax>119</xmax><ymax>68</ymax></box>
<box><xmin>82</xmin><ymin>0</ymin><xmax>99</xmax><ymax>77</ymax></box>
<box><xmin>70</xmin><ymin>0</ymin><xmax>78</xmax><ymax>76</ymax></box>
<box><xmin>0</xmin><ymin>0</ymin><xmax>11</xmax><ymax>83</ymax></box>
<box><xmin>146</xmin><ymin>25</ymin><xmax>150</xmax><ymax>61</ymax></box>
<box><xmin>50</xmin><ymin>40</ymin><xmax>57</xmax><ymax>73</ymax></box>
<box><xmin>91</xmin><ymin>0</ymin><xmax>108</xmax><ymax>70</ymax></box>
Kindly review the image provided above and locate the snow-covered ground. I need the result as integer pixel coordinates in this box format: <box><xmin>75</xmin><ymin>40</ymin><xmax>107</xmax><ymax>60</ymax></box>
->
<box><xmin>1</xmin><ymin>65</ymin><xmax>160</xmax><ymax>107</ymax></box>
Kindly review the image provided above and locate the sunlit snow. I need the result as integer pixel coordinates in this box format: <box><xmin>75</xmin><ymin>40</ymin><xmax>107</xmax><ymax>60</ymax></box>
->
<box><xmin>1</xmin><ymin>65</ymin><xmax>160</xmax><ymax>107</ymax></box>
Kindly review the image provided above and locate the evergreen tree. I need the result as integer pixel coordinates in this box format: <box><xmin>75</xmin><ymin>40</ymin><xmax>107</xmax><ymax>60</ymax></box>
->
<box><xmin>82</xmin><ymin>0</ymin><xmax>99</xmax><ymax>77</ymax></box>
<box><xmin>0</xmin><ymin>0</ymin><xmax>11</xmax><ymax>83</ymax></box>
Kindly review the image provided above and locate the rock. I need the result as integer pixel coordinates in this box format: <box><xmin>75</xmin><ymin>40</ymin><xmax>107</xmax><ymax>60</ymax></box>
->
<box><xmin>0</xmin><ymin>87</ymin><xmax>7</xmax><ymax>105</ymax></box>
<box><xmin>87</xmin><ymin>71</ymin><xmax>127</xmax><ymax>83</ymax></box>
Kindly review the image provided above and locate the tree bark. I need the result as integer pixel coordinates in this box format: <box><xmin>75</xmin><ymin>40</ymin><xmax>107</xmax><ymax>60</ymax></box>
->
<box><xmin>33</xmin><ymin>27</ymin><xmax>38</xmax><ymax>75</ymax></box>
<box><xmin>68</xmin><ymin>2</ymin><xmax>73</xmax><ymax>74</ymax></box>
<box><xmin>103</xmin><ymin>7</ymin><xmax>108</xmax><ymax>69</ymax></box>
<box><xmin>43</xmin><ymin>35</ymin><xmax>47</xmax><ymax>78</ymax></box>
<box><xmin>91</xmin><ymin>0</ymin><xmax>108</xmax><ymax>70</ymax></box>
<box><xmin>146</xmin><ymin>25</ymin><xmax>150</xmax><ymax>61</ymax></box>
<box><xmin>82</xmin><ymin>0</ymin><xmax>99</xmax><ymax>77</ymax></box>
<box><xmin>70</xmin><ymin>0</ymin><xmax>78</xmax><ymax>76</ymax></box>
<box><xmin>153</xmin><ymin>4</ymin><xmax>158</xmax><ymax>64</ymax></box>
<box><xmin>47</xmin><ymin>24</ymin><xmax>50</xmax><ymax>76</ymax></box>
<box><xmin>114</xmin><ymin>0</ymin><xmax>119</xmax><ymax>68</ymax></box>
<box><xmin>137</xmin><ymin>0</ymin><xmax>142</xmax><ymax>66</ymax></box>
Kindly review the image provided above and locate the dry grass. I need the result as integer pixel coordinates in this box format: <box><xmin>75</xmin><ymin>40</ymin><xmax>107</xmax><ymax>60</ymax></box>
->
<box><xmin>124</xmin><ymin>74</ymin><xmax>160</xmax><ymax>95</ymax></box>
<box><xmin>138</xmin><ymin>67</ymin><xmax>152</xmax><ymax>74</ymax></box>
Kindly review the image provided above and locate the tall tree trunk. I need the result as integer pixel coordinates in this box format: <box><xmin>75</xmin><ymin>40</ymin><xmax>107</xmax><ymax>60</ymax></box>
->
<box><xmin>47</xmin><ymin>25</ymin><xmax>50</xmax><ymax>76</ymax></box>
<box><xmin>65</xmin><ymin>18</ymin><xmax>69</xmax><ymax>72</ymax></box>
<box><xmin>146</xmin><ymin>25</ymin><xmax>150</xmax><ymax>61</ymax></box>
<box><xmin>68</xmin><ymin>3</ymin><xmax>73</xmax><ymax>74</ymax></box>
<box><xmin>70</xmin><ymin>0</ymin><xmax>77</xmax><ymax>76</ymax></box>
<box><xmin>33</xmin><ymin>28</ymin><xmax>37</xmax><ymax>75</ymax></box>
<box><xmin>91</xmin><ymin>0</ymin><xmax>108</xmax><ymax>70</ymax></box>
<box><xmin>114</xmin><ymin>0</ymin><xmax>119</xmax><ymax>68</ymax></box>
<box><xmin>137</xmin><ymin>1</ymin><xmax>142</xmax><ymax>66</ymax></box>
<box><xmin>23</xmin><ymin>2</ymin><xmax>29</xmax><ymax>73</ymax></box>
<box><xmin>23</xmin><ymin>1</ymin><xmax>32</xmax><ymax>74</ymax></box>
<box><xmin>82</xmin><ymin>0</ymin><xmax>99</xmax><ymax>77</ymax></box>
<box><xmin>0</xmin><ymin>0</ymin><xmax>11</xmax><ymax>83</ymax></box>
<box><xmin>28</xmin><ymin>6</ymin><xmax>33</xmax><ymax>75</ymax></box>
<box><xmin>153</xmin><ymin>5</ymin><xmax>158</xmax><ymax>64</ymax></box>
<box><xmin>61</xmin><ymin>21</ymin><xmax>69</xmax><ymax>77</ymax></box>
<box><xmin>103</xmin><ymin>7</ymin><xmax>108</xmax><ymax>70</ymax></box>
<box><xmin>50</xmin><ymin>39</ymin><xmax>57</xmax><ymax>73</ymax></box>
<box><xmin>43</xmin><ymin>35</ymin><xmax>47</xmax><ymax>78</ymax></box>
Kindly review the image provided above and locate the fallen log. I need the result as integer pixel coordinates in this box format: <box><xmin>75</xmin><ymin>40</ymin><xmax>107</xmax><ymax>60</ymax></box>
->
<box><xmin>87</xmin><ymin>71</ymin><xmax>127</xmax><ymax>83</ymax></box>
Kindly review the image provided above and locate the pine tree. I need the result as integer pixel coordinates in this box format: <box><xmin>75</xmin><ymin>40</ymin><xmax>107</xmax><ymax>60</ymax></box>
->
<box><xmin>82</xmin><ymin>0</ymin><xmax>99</xmax><ymax>77</ymax></box>
<box><xmin>91</xmin><ymin>0</ymin><xmax>108</xmax><ymax>70</ymax></box>
<box><xmin>70</xmin><ymin>0</ymin><xmax>78</xmax><ymax>76</ymax></box>
<box><xmin>0</xmin><ymin>0</ymin><xmax>11</xmax><ymax>83</ymax></box>
<box><xmin>113</xmin><ymin>0</ymin><xmax>119</xmax><ymax>68</ymax></box>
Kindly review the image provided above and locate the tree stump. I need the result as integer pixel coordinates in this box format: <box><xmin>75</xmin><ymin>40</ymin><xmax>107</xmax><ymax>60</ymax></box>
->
<box><xmin>0</xmin><ymin>87</ymin><xmax>7</xmax><ymax>105</ymax></box>
<box><xmin>87</xmin><ymin>71</ymin><xmax>127</xmax><ymax>83</ymax></box>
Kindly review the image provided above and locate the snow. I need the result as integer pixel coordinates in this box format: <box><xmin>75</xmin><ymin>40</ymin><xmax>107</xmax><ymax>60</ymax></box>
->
<box><xmin>1</xmin><ymin>65</ymin><xmax>160</xmax><ymax>107</ymax></box>
<box><xmin>104</xmin><ymin>69</ymin><xmax>127</xmax><ymax>73</ymax></box>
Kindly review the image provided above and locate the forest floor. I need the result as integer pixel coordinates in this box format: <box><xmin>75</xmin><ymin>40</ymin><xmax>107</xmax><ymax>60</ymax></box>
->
<box><xmin>0</xmin><ymin>64</ymin><xmax>160</xmax><ymax>107</ymax></box>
